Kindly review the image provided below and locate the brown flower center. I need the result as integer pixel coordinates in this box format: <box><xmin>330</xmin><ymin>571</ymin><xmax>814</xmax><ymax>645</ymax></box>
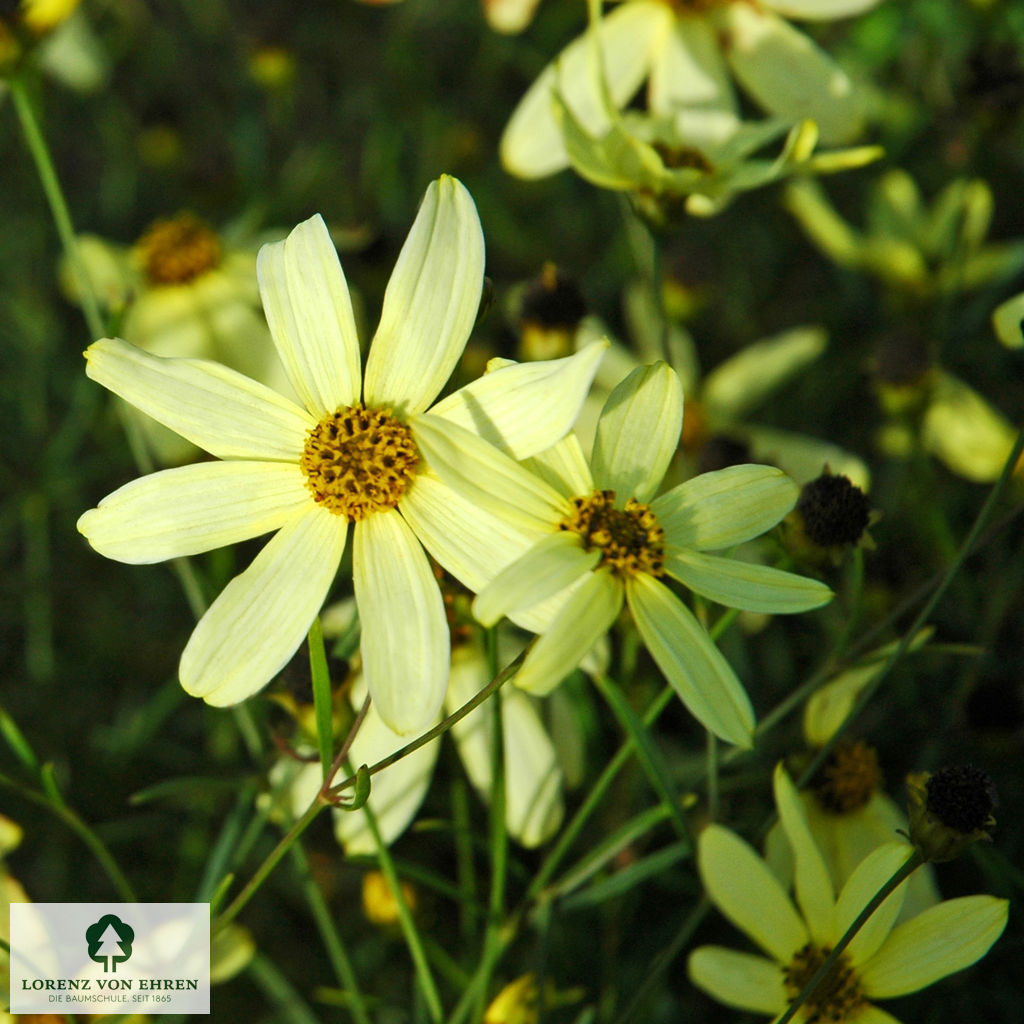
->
<box><xmin>136</xmin><ymin>213</ymin><xmax>222</xmax><ymax>285</ymax></box>
<box><xmin>814</xmin><ymin>739</ymin><xmax>883</xmax><ymax>815</ymax></box>
<box><xmin>783</xmin><ymin>943</ymin><xmax>864</xmax><ymax>1024</ymax></box>
<box><xmin>559</xmin><ymin>489</ymin><xmax>665</xmax><ymax>578</ymax></box>
<box><xmin>300</xmin><ymin>403</ymin><xmax>419</xmax><ymax>521</ymax></box>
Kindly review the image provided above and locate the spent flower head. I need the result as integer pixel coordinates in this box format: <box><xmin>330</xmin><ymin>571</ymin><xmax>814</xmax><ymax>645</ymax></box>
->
<box><xmin>416</xmin><ymin>361</ymin><xmax>833</xmax><ymax>748</ymax></box>
<box><xmin>690</xmin><ymin>764</ymin><xmax>1009</xmax><ymax>1023</ymax></box>
<box><xmin>77</xmin><ymin>176</ymin><xmax>606</xmax><ymax>734</ymax></box>
<box><xmin>906</xmin><ymin>765</ymin><xmax>997</xmax><ymax>864</ymax></box>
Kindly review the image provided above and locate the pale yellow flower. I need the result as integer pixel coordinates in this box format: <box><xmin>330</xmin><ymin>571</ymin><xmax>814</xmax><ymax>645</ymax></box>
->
<box><xmin>501</xmin><ymin>0</ymin><xmax>883</xmax><ymax>181</ymax></box>
<box><xmin>690</xmin><ymin>764</ymin><xmax>1009</xmax><ymax>1023</ymax></box>
<box><xmin>78</xmin><ymin>176</ymin><xmax>605</xmax><ymax>733</ymax></box>
<box><xmin>416</xmin><ymin>361</ymin><xmax>832</xmax><ymax>748</ymax></box>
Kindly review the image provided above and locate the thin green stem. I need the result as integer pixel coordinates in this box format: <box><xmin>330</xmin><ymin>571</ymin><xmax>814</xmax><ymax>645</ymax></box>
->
<box><xmin>475</xmin><ymin>628</ymin><xmax>509</xmax><ymax>1023</ymax></box>
<box><xmin>10</xmin><ymin>75</ymin><xmax>106</xmax><ymax>342</ymax></box>
<box><xmin>795</xmin><ymin>427</ymin><xmax>1024</xmax><ymax>792</ymax></box>
<box><xmin>776</xmin><ymin>851</ymin><xmax>924</xmax><ymax>1024</ymax></box>
<box><xmin>307</xmin><ymin>616</ymin><xmax>335</xmax><ymax>780</ymax></box>
<box><xmin>212</xmin><ymin>797</ymin><xmax>325</xmax><ymax>933</ymax></box>
<box><xmin>0</xmin><ymin>771</ymin><xmax>135</xmax><ymax>901</ymax></box>
<box><xmin>357</xmin><ymin>774</ymin><xmax>444</xmax><ymax>1023</ymax></box>
<box><xmin>290</xmin><ymin>841</ymin><xmax>373</xmax><ymax>1024</ymax></box>
<box><xmin>327</xmin><ymin>648</ymin><xmax>525</xmax><ymax>800</ymax></box>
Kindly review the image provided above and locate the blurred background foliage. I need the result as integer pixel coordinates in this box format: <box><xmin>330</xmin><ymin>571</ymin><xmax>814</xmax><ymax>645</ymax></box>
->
<box><xmin>2</xmin><ymin>0</ymin><xmax>1023</xmax><ymax>1021</ymax></box>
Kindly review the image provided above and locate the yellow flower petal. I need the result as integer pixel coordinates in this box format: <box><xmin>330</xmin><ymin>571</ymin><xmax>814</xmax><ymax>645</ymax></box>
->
<box><xmin>256</xmin><ymin>213</ymin><xmax>362</xmax><ymax>417</ymax></box>
<box><xmin>860</xmin><ymin>896</ymin><xmax>1009</xmax><ymax>998</ymax></box>
<box><xmin>77</xmin><ymin>461</ymin><xmax>309</xmax><ymax>563</ymax></box>
<box><xmin>364</xmin><ymin>176</ymin><xmax>484</xmax><ymax>416</ymax></box>
<box><xmin>180</xmin><ymin>506</ymin><xmax>346</xmax><ymax>705</ymax></box>
<box><xmin>354</xmin><ymin>509</ymin><xmax>449</xmax><ymax>735</ymax></box>
<box><xmin>698</xmin><ymin>824</ymin><xmax>808</xmax><ymax>963</ymax></box>
<box><xmin>687</xmin><ymin>946</ymin><xmax>787</xmax><ymax>1014</ymax></box>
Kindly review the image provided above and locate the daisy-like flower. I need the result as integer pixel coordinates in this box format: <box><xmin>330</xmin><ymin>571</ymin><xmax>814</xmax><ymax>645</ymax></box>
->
<box><xmin>689</xmin><ymin>763</ymin><xmax>1009</xmax><ymax>1023</ymax></box>
<box><xmin>415</xmin><ymin>361</ymin><xmax>833</xmax><ymax>748</ymax></box>
<box><xmin>500</xmin><ymin>0</ymin><xmax>883</xmax><ymax>181</ymax></box>
<box><xmin>77</xmin><ymin>176</ymin><xmax>606</xmax><ymax>734</ymax></box>
<box><xmin>765</xmin><ymin>636</ymin><xmax>942</xmax><ymax>923</ymax></box>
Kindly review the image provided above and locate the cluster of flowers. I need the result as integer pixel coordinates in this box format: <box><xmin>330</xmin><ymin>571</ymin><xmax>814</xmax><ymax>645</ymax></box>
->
<box><xmin>64</xmin><ymin>0</ymin><xmax>1014</xmax><ymax>1017</ymax></box>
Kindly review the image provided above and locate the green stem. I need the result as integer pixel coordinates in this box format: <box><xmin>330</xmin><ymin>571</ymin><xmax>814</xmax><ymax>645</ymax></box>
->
<box><xmin>326</xmin><ymin>648</ymin><xmax>525</xmax><ymax>800</ymax></box>
<box><xmin>0</xmin><ymin>771</ymin><xmax>135</xmax><ymax>901</ymax></box>
<box><xmin>307</xmin><ymin>616</ymin><xmax>335</xmax><ymax>780</ymax></box>
<box><xmin>475</xmin><ymin>628</ymin><xmax>509</xmax><ymax>1023</ymax></box>
<box><xmin>289</xmin><ymin>841</ymin><xmax>373</xmax><ymax>1024</ymax></box>
<box><xmin>357</xmin><ymin>775</ymin><xmax>444</xmax><ymax>1024</ymax></box>
<box><xmin>9</xmin><ymin>75</ymin><xmax>106</xmax><ymax>342</ymax></box>
<box><xmin>776</xmin><ymin>851</ymin><xmax>924</xmax><ymax>1024</ymax></box>
<box><xmin>212</xmin><ymin>797</ymin><xmax>325</xmax><ymax>933</ymax></box>
<box><xmin>796</xmin><ymin>427</ymin><xmax>1024</xmax><ymax>792</ymax></box>
<box><xmin>592</xmin><ymin>673</ymin><xmax>691</xmax><ymax>845</ymax></box>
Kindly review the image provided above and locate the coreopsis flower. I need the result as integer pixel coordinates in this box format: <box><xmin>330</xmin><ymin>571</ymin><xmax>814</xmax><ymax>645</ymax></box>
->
<box><xmin>500</xmin><ymin>0</ymin><xmax>883</xmax><ymax>183</ymax></box>
<box><xmin>274</xmin><ymin>634</ymin><xmax>567</xmax><ymax>852</ymax></box>
<box><xmin>786</xmin><ymin>171</ymin><xmax>1024</xmax><ymax>304</ymax></box>
<box><xmin>1</xmin><ymin>0</ymin><xmax>103</xmax><ymax>86</ymax></box>
<box><xmin>63</xmin><ymin>214</ymin><xmax>292</xmax><ymax>463</ymax></box>
<box><xmin>416</xmin><ymin>361</ymin><xmax>833</xmax><ymax>748</ymax></box>
<box><xmin>766</xmin><ymin>639</ymin><xmax>941</xmax><ymax>922</ymax></box>
<box><xmin>77</xmin><ymin>176</ymin><xmax>606</xmax><ymax>734</ymax></box>
<box><xmin>689</xmin><ymin>763</ymin><xmax>1009</xmax><ymax>1023</ymax></box>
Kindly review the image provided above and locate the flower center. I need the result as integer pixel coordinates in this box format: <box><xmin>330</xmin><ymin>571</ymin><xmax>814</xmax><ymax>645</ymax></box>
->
<box><xmin>559</xmin><ymin>489</ymin><xmax>665</xmax><ymax>578</ymax></box>
<box><xmin>300</xmin><ymin>403</ymin><xmax>419</xmax><ymax>521</ymax></box>
<box><xmin>136</xmin><ymin>213</ymin><xmax>222</xmax><ymax>285</ymax></box>
<box><xmin>783</xmin><ymin>943</ymin><xmax>864</xmax><ymax>1024</ymax></box>
<box><xmin>813</xmin><ymin>739</ymin><xmax>882</xmax><ymax>815</ymax></box>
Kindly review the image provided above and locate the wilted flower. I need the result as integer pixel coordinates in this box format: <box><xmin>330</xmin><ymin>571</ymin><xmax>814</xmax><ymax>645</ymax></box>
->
<box><xmin>78</xmin><ymin>176</ymin><xmax>605</xmax><ymax>734</ymax></box>
<box><xmin>416</xmin><ymin>361</ymin><xmax>832</xmax><ymax>748</ymax></box>
<box><xmin>690</xmin><ymin>764</ymin><xmax>1009</xmax><ymax>1023</ymax></box>
<box><xmin>906</xmin><ymin>765</ymin><xmax>997</xmax><ymax>863</ymax></box>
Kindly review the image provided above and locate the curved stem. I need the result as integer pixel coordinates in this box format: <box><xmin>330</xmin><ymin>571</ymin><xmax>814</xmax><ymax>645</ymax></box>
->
<box><xmin>777</xmin><ymin>850</ymin><xmax>924</xmax><ymax>1024</ymax></box>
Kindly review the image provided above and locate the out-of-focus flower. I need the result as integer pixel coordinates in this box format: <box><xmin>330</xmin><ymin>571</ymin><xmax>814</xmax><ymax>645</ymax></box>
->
<box><xmin>78</xmin><ymin>177</ymin><xmax>606</xmax><ymax>734</ymax></box>
<box><xmin>786</xmin><ymin>171</ymin><xmax>1024</xmax><ymax>302</ymax></box>
<box><xmin>417</xmin><ymin>362</ymin><xmax>832</xmax><ymax>748</ymax></box>
<box><xmin>872</xmin><ymin>335</ymin><xmax>1022</xmax><ymax>484</ymax></box>
<box><xmin>501</xmin><ymin>0</ymin><xmax>883</xmax><ymax>184</ymax></box>
<box><xmin>766</xmin><ymin>634</ymin><xmax>941</xmax><ymax>923</ymax></box>
<box><xmin>483</xmin><ymin>972</ymin><xmax>583</xmax><ymax>1024</ymax></box>
<box><xmin>484</xmin><ymin>0</ymin><xmax>543</xmax><ymax>35</ymax></box>
<box><xmin>1</xmin><ymin>0</ymin><xmax>106</xmax><ymax>91</ymax></box>
<box><xmin>553</xmin><ymin>100</ymin><xmax>880</xmax><ymax>223</ymax></box>
<box><xmin>515</xmin><ymin>263</ymin><xmax>588</xmax><ymax>363</ymax></box>
<box><xmin>782</xmin><ymin>469</ymin><xmax>877</xmax><ymax>568</ymax></box>
<box><xmin>63</xmin><ymin>214</ymin><xmax>292</xmax><ymax>464</ymax></box>
<box><xmin>362</xmin><ymin>870</ymin><xmax>417</xmax><ymax>927</ymax></box>
<box><xmin>209</xmin><ymin>924</ymin><xmax>255</xmax><ymax>984</ymax></box>
<box><xmin>689</xmin><ymin>763</ymin><xmax>1009</xmax><ymax>1023</ymax></box>
<box><xmin>992</xmin><ymin>288</ymin><xmax>1024</xmax><ymax>349</ymax></box>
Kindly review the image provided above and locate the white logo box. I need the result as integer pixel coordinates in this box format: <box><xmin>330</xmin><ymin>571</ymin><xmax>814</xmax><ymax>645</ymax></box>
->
<box><xmin>9</xmin><ymin>902</ymin><xmax>209</xmax><ymax>1015</ymax></box>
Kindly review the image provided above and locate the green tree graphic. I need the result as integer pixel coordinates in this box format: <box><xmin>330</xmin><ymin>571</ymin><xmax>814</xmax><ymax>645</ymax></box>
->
<box><xmin>86</xmin><ymin>914</ymin><xmax>135</xmax><ymax>973</ymax></box>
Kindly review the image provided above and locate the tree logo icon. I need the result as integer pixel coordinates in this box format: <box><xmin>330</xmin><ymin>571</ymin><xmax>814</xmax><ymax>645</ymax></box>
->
<box><xmin>85</xmin><ymin>914</ymin><xmax>135</xmax><ymax>973</ymax></box>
